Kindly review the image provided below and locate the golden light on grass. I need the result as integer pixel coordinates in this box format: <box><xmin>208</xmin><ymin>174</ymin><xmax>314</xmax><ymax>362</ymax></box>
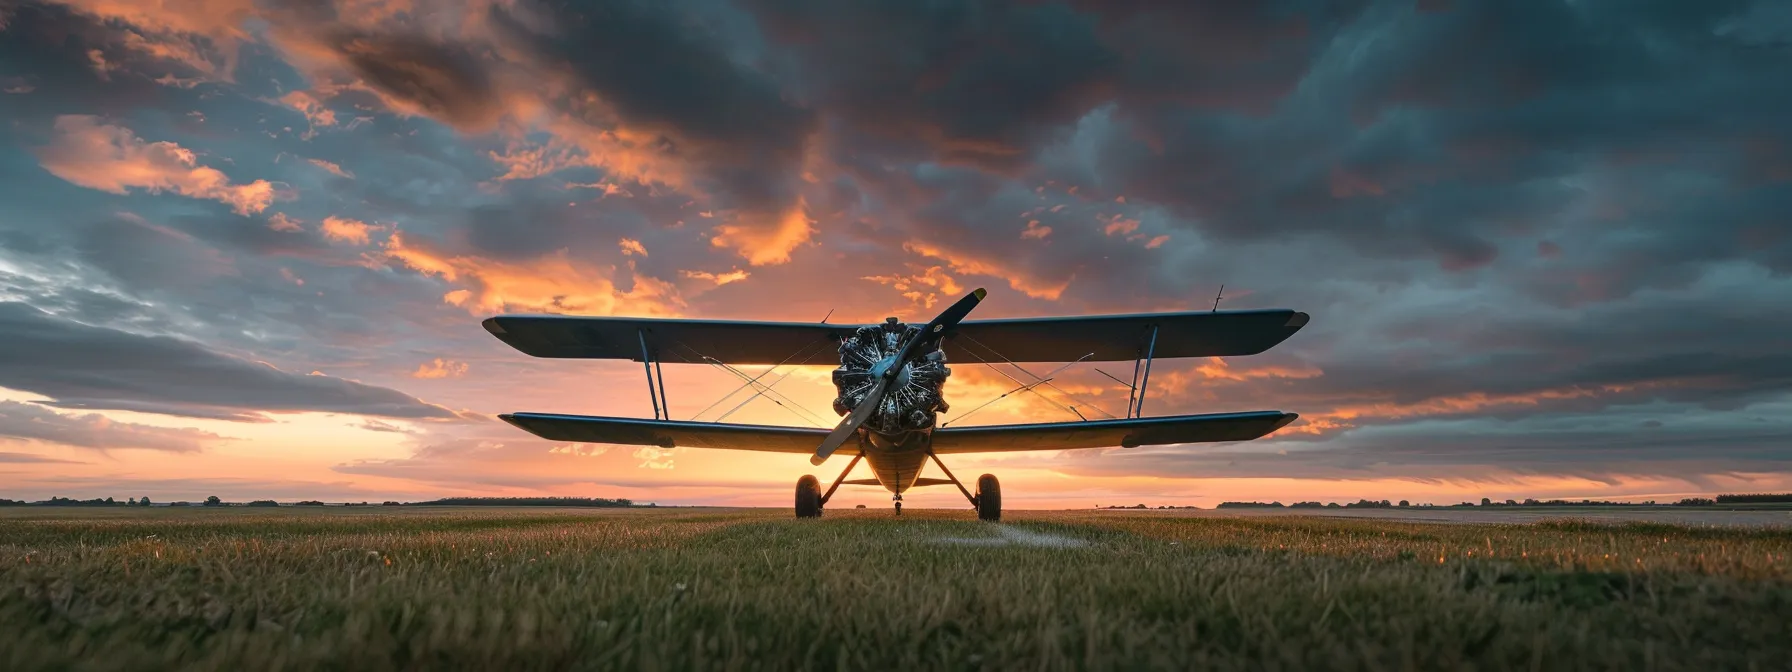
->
<box><xmin>3</xmin><ymin>507</ymin><xmax>1790</xmax><ymax>668</ymax></box>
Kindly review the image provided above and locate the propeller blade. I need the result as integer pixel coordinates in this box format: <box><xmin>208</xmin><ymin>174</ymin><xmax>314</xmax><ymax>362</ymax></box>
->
<box><xmin>810</xmin><ymin>375</ymin><xmax>888</xmax><ymax>466</ymax></box>
<box><xmin>886</xmin><ymin>287</ymin><xmax>986</xmax><ymax>369</ymax></box>
<box><xmin>810</xmin><ymin>288</ymin><xmax>987</xmax><ymax>465</ymax></box>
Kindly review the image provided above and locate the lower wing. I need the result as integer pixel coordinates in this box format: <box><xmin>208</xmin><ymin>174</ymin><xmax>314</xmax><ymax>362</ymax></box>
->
<box><xmin>500</xmin><ymin>413</ymin><xmax>831</xmax><ymax>453</ymax></box>
<box><xmin>930</xmin><ymin>411</ymin><xmax>1297</xmax><ymax>454</ymax></box>
<box><xmin>500</xmin><ymin>411</ymin><xmax>1294</xmax><ymax>455</ymax></box>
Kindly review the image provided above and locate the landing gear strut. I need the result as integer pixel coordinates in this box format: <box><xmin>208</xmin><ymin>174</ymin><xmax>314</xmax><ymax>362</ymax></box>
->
<box><xmin>796</xmin><ymin>454</ymin><xmax>864</xmax><ymax>518</ymax></box>
<box><xmin>893</xmin><ymin>494</ymin><xmax>903</xmax><ymax>516</ymax></box>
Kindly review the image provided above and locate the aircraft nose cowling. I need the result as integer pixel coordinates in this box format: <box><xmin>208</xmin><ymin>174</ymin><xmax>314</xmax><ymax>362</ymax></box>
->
<box><xmin>831</xmin><ymin>322</ymin><xmax>950</xmax><ymax>434</ymax></box>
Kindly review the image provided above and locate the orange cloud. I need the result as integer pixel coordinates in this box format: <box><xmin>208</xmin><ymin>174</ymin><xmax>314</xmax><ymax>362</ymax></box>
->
<box><xmin>58</xmin><ymin>0</ymin><xmax>255</xmax><ymax>78</ymax></box>
<box><xmin>862</xmin><ymin>264</ymin><xmax>963</xmax><ymax>309</ymax></box>
<box><xmin>1263</xmin><ymin>382</ymin><xmax>1672</xmax><ymax>439</ymax></box>
<box><xmin>382</xmin><ymin>231</ymin><xmax>685</xmax><ymax>316</ymax></box>
<box><xmin>619</xmin><ymin>238</ymin><xmax>648</xmax><ymax>257</ymax></box>
<box><xmin>1326</xmin><ymin>385</ymin><xmax>1644</xmax><ymax>424</ymax></box>
<box><xmin>36</xmin><ymin>115</ymin><xmax>277</xmax><ymax>215</ymax></box>
<box><xmin>489</xmin><ymin>140</ymin><xmax>584</xmax><ymax>181</ymax></box>
<box><xmin>709</xmin><ymin>200</ymin><xmax>815</xmax><ymax>266</ymax></box>
<box><xmin>542</xmin><ymin>118</ymin><xmax>694</xmax><ymax>191</ymax></box>
<box><xmin>1181</xmin><ymin>358</ymin><xmax>1323</xmax><ymax>384</ymax></box>
<box><xmin>281</xmin><ymin>90</ymin><xmax>337</xmax><ymax>128</ymax></box>
<box><xmin>903</xmin><ymin>240</ymin><xmax>1071</xmax><ymax>301</ymax></box>
<box><xmin>412</xmin><ymin>358</ymin><xmax>469</xmax><ymax>379</ymax></box>
<box><xmin>307</xmin><ymin>158</ymin><xmax>354</xmax><ymax>179</ymax></box>
<box><xmin>320</xmin><ymin>216</ymin><xmax>378</xmax><ymax>245</ymax></box>
<box><xmin>268</xmin><ymin>213</ymin><xmax>304</xmax><ymax>232</ymax></box>
<box><xmin>1021</xmin><ymin>219</ymin><xmax>1052</xmax><ymax>240</ymax></box>
<box><xmin>1102</xmin><ymin>214</ymin><xmax>1140</xmax><ymax>236</ymax></box>
<box><xmin>681</xmin><ymin>268</ymin><xmax>750</xmax><ymax>286</ymax></box>
<box><xmin>58</xmin><ymin>0</ymin><xmax>252</xmax><ymax>45</ymax></box>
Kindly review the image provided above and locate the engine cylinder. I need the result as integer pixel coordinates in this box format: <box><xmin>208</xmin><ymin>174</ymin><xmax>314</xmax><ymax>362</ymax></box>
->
<box><xmin>831</xmin><ymin>321</ymin><xmax>950</xmax><ymax>434</ymax></box>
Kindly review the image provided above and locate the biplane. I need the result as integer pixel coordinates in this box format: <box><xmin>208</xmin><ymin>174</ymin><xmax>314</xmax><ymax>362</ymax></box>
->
<box><xmin>483</xmin><ymin>289</ymin><xmax>1309</xmax><ymax>520</ymax></box>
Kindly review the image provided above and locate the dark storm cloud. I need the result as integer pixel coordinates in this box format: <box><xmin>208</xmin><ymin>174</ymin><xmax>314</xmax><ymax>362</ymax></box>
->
<box><xmin>1290</xmin><ymin>283</ymin><xmax>1792</xmax><ymax>411</ymax></box>
<box><xmin>742</xmin><ymin>0</ymin><xmax>1366</xmax><ymax>172</ymax></box>
<box><xmin>0</xmin><ymin>400</ymin><xmax>223</xmax><ymax>452</ymax></box>
<box><xmin>1038</xmin><ymin>404</ymin><xmax>1792</xmax><ymax>483</ymax></box>
<box><xmin>254</xmin><ymin>0</ymin><xmax>506</xmax><ymax>131</ymax></box>
<box><xmin>1057</xmin><ymin>0</ymin><xmax>1792</xmax><ymax>277</ymax></box>
<box><xmin>487</xmin><ymin>0</ymin><xmax>817</xmax><ymax>213</ymax></box>
<box><xmin>0</xmin><ymin>3</ymin><xmax>193</xmax><ymax>119</ymax></box>
<box><xmin>333</xmin><ymin>34</ymin><xmax>503</xmax><ymax>131</ymax></box>
<box><xmin>743</xmin><ymin>0</ymin><xmax>1118</xmax><ymax>170</ymax></box>
<box><xmin>0</xmin><ymin>302</ymin><xmax>464</xmax><ymax>422</ymax></box>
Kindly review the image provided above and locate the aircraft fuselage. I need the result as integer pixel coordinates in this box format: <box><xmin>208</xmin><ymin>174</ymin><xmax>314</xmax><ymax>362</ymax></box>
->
<box><xmin>832</xmin><ymin>318</ymin><xmax>953</xmax><ymax>495</ymax></box>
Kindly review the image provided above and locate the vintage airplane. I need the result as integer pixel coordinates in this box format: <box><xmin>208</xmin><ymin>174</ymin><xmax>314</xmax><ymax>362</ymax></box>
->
<box><xmin>482</xmin><ymin>289</ymin><xmax>1308</xmax><ymax>520</ymax></box>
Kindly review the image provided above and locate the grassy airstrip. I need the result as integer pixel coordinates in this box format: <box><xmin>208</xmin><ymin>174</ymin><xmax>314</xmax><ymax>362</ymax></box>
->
<box><xmin>4</xmin><ymin>507</ymin><xmax>1791</xmax><ymax>670</ymax></box>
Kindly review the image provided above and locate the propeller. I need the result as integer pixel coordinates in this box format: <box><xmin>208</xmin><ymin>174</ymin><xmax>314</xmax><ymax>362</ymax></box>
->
<box><xmin>810</xmin><ymin>288</ymin><xmax>986</xmax><ymax>466</ymax></box>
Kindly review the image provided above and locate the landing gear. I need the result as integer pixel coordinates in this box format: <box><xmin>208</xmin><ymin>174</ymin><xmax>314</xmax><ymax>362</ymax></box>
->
<box><xmin>976</xmin><ymin>474</ymin><xmax>1001</xmax><ymax>521</ymax></box>
<box><xmin>798</xmin><ymin>454</ymin><xmax>864</xmax><ymax>519</ymax></box>
<box><xmin>795</xmin><ymin>475</ymin><xmax>822</xmax><ymax>518</ymax></box>
<box><xmin>893</xmin><ymin>493</ymin><xmax>903</xmax><ymax>516</ymax></box>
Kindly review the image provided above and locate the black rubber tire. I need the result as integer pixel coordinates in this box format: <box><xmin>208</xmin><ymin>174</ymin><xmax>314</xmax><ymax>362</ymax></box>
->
<box><xmin>976</xmin><ymin>474</ymin><xmax>1001</xmax><ymax>522</ymax></box>
<box><xmin>795</xmin><ymin>475</ymin><xmax>822</xmax><ymax>518</ymax></box>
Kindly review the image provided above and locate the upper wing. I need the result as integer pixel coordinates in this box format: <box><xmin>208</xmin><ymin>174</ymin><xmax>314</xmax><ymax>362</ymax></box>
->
<box><xmin>482</xmin><ymin>309</ymin><xmax>1308</xmax><ymax>364</ymax></box>
<box><xmin>483</xmin><ymin>316</ymin><xmax>853</xmax><ymax>365</ymax></box>
<box><xmin>500</xmin><ymin>413</ymin><xmax>834</xmax><ymax>454</ymax></box>
<box><xmin>930</xmin><ymin>411</ymin><xmax>1297</xmax><ymax>454</ymax></box>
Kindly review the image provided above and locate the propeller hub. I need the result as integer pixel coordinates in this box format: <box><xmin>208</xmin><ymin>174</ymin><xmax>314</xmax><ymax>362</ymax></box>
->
<box><xmin>811</xmin><ymin>288</ymin><xmax>986</xmax><ymax>465</ymax></box>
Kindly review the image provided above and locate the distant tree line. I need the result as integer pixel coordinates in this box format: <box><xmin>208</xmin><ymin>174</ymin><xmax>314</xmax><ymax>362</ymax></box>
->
<box><xmin>1212</xmin><ymin>497</ymin><xmax>1792</xmax><ymax>509</ymax></box>
<box><xmin>407</xmin><ymin>497</ymin><xmax>640</xmax><ymax>507</ymax></box>
<box><xmin>1217</xmin><ymin>500</ymin><xmax>1395</xmax><ymax>509</ymax></box>
<box><xmin>1716</xmin><ymin>493</ymin><xmax>1792</xmax><ymax>504</ymax></box>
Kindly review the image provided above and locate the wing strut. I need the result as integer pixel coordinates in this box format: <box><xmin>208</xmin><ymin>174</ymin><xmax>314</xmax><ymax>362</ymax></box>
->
<box><xmin>654</xmin><ymin>360</ymin><xmax>669</xmax><ymax>419</ymax></box>
<box><xmin>1133</xmin><ymin>324</ymin><xmax>1159</xmax><ymax>418</ymax></box>
<box><xmin>637</xmin><ymin>329</ymin><xmax>665</xmax><ymax>420</ymax></box>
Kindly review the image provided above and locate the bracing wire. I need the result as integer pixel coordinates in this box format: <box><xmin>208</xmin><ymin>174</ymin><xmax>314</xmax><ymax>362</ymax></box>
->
<box><xmin>941</xmin><ymin>354</ymin><xmax>1095</xmax><ymax>427</ymax></box>
<box><xmin>947</xmin><ymin>346</ymin><xmax>1088</xmax><ymax>422</ymax></box>
<box><xmin>683</xmin><ymin>337</ymin><xmax>830</xmax><ymax>422</ymax></box>
<box><xmin>700</xmin><ymin>356</ymin><xmax>834</xmax><ymax>427</ymax></box>
<box><xmin>714</xmin><ymin>345</ymin><xmax>831</xmax><ymax>423</ymax></box>
<box><xmin>953</xmin><ymin>333</ymin><xmax>1121</xmax><ymax>420</ymax></box>
<box><xmin>660</xmin><ymin>337</ymin><xmax>836</xmax><ymax>428</ymax></box>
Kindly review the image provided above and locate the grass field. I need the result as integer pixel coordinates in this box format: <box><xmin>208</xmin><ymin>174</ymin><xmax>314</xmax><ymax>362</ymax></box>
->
<box><xmin>4</xmin><ymin>507</ymin><xmax>1791</xmax><ymax>671</ymax></box>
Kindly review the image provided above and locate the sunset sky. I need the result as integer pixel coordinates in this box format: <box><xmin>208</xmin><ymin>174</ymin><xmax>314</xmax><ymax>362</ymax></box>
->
<box><xmin>1</xmin><ymin>0</ymin><xmax>1789</xmax><ymax>509</ymax></box>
